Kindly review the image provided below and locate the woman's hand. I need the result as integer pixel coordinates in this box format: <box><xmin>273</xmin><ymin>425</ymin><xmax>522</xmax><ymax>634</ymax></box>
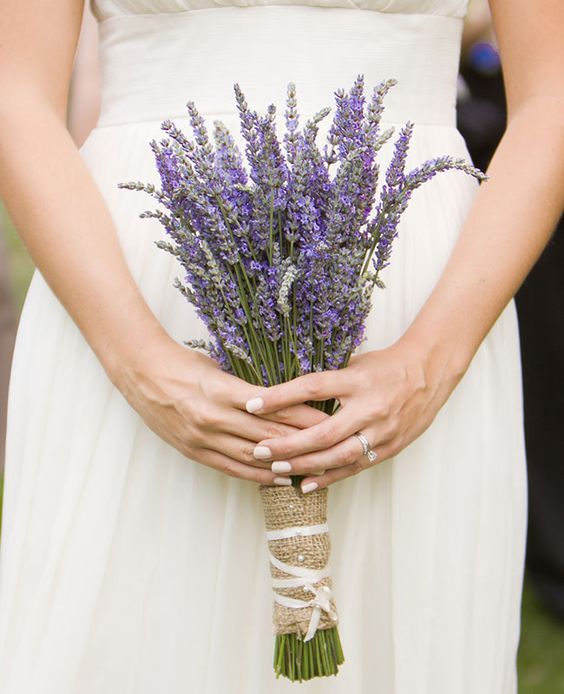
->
<box><xmin>115</xmin><ymin>337</ymin><xmax>328</xmax><ymax>485</ymax></box>
<box><xmin>239</xmin><ymin>0</ymin><xmax>564</xmax><ymax>495</ymax></box>
<box><xmin>244</xmin><ymin>338</ymin><xmax>468</xmax><ymax>491</ymax></box>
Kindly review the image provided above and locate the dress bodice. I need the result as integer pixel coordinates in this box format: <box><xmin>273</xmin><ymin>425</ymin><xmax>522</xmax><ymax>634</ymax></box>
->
<box><xmin>90</xmin><ymin>0</ymin><xmax>468</xmax><ymax>20</ymax></box>
<box><xmin>90</xmin><ymin>0</ymin><xmax>468</xmax><ymax>133</ymax></box>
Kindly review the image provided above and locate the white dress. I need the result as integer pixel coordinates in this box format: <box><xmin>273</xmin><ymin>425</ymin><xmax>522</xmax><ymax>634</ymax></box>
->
<box><xmin>0</xmin><ymin>1</ymin><xmax>528</xmax><ymax>692</ymax></box>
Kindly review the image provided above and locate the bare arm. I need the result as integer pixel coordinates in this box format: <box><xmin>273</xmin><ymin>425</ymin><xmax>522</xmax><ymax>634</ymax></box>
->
<box><xmin>403</xmin><ymin>0</ymin><xmax>564</xmax><ymax>371</ymax></box>
<box><xmin>0</xmin><ymin>0</ymin><xmax>324</xmax><ymax>484</ymax></box>
<box><xmin>246</xmin><ymin>0</ymin><xmax>564</xmax><ymax>490</ymax></box>
<box><xmin>0</xmin><ymin>0</ymin><xmax>168</xmax><ymax>378</ymax></box>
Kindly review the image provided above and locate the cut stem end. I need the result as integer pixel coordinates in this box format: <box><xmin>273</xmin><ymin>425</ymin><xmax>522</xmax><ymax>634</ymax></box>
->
<box><xmin>273</xmin><ymin>626</ymin><xmax>345</xmax><ymax>681</ymax></box>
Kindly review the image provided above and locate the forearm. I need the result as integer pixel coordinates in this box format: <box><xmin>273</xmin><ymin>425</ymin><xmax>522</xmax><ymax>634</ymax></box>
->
<box><xmin>402</xmin><ymin>96</ymin><xmax>564</xmax><ymax>375</ymax></box>
<box><xmin>0</xmin><ymin>98</ymin><xmax>170</xmax><ymax>382</ymax></box>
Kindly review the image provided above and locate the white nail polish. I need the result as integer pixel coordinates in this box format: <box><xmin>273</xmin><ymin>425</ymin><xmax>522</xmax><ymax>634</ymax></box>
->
<box><xmin>301</xmin><ymin>482</ymin><xmax>318</xmax><ymax>494</ymax></box>
<box><xmin>274</xmin><ymin>477</ymin><xmax>292</xmax><ymax>486</ymax></box>
<box><xmin>253</xmin><ymin>445</ymin><xmax>272</xmax><ymax>460</ymax></box>
<box><xmin>271</xmin><ymin>461</ymin><xmax>292</xmax><ymax>473</ymax></box>
<box><xmin>246</xmin><ymin>397</ymin><xmax>264</xmax><ymax>413</ymax></box>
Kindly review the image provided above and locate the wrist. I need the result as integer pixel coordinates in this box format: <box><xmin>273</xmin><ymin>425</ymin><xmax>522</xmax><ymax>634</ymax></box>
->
<box><xmin>396</xmin><ymin>318</ymin><xmax>475</xmax><ymax>390</ymax></box>
<box><xmin>101</xmin><ymin>322</ymin><xmax>177</xmax><ymax>392</ymax></box>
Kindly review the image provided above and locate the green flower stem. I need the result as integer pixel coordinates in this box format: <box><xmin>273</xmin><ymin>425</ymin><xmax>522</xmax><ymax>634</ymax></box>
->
<box><xmin>216</xmin><ymin>195</ymin><xmax>281</xmax><ymax>385</ymax></box>
<box><xmin>273</xmin><ymin>627</ymin><xmax>345</xmax><ymax>681</ymax></box>
<box><xmin>268</xmin><ymin>188</ymin><xmax>275</xmax><ymax>265</ymax></box>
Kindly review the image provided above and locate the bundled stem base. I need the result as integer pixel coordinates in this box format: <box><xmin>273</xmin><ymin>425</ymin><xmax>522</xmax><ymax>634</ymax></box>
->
<box><xmin>259</xmin><ymin>479</ymin><xmax>345</xmax><ymax>681</ymax></box>
<box><xmin>274</xmin><ymin>626</ymin><xmax>345</xmax><ymax>681</ymax></box>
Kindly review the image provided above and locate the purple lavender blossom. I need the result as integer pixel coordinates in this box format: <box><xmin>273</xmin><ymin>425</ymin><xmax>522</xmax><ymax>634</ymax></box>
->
<box><xmin>118</xmin><ymin>76</ymin><xmax>487</xmax><ymax>389</ymax></box>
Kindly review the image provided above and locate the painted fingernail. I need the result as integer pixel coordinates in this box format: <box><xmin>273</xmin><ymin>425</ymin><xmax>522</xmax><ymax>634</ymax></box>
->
<box><xmin>301</xmin><ymin>482</ymin><xmax>319</xmax><ymax>494</ymax></box>
<box><xmin>253</xmin><ymin>445</ymin><xmax>272</xmax><ymax>460</ymax></box>
<box><xmin>274</xmin><ymin>476</ymin><xmax>292</xmax><ymax>486</ymax></box>
<box><xmin>246</xmin><ymin>397</ymin><xmax>264</xmax><ymax>413</ymax></box>
<box><xmin>271</xmin><ymin>461</ymin><xmax>292</xmax><ymax>473</ymax></box>
<box><xmin>312</xmin><ymin>469</ymin><xmax>326</xmax><ymax>476</ymax></box>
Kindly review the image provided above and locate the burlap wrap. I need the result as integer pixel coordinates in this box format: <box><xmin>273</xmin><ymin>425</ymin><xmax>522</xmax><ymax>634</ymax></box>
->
<box><xmin>259</xmin><ymin>483</ymin><xmax>339</xmax><ymax>637</ymax></box>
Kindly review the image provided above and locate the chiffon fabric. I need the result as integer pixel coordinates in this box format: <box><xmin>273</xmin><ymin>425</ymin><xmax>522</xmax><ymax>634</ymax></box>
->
<box><xmin>0</xmin><ymin>0</ymin><xmax>527</xmax><ymax>692</ymax></box>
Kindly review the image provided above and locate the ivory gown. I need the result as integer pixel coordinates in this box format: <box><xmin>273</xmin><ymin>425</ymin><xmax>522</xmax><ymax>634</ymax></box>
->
<box><xmin>0</xmin><ymin>0</ymin><xmax>527</xmax><ymax>692</ymax></box>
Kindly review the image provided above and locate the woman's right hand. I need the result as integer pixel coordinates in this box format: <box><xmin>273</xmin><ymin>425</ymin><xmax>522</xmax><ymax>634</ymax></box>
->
<box><xmin>115</xmin><ymin>337</ymin><xmax>328</xmax><ymax>484</ymax></box>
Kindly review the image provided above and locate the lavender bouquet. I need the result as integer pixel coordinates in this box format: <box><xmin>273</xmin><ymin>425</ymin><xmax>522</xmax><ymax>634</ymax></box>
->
<box><xmin>119</xmin><ymin>75</ymin><xmax>485</xmax><ymax>681</ymax></box>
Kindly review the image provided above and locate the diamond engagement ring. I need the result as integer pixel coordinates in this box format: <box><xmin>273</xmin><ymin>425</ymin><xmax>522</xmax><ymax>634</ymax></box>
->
<box><xmin>353</xmin><ymin>431</ymin><xmax>378</xmax><ymax>463</ymax></box>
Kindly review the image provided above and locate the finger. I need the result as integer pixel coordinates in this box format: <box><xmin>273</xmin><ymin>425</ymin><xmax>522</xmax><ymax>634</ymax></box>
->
<box><xmin>297</xmin><ymin>442</ymin><xmax>394</xmax><ymax>491</ymax></box>
<box><xmin>244</xmin><ymin>370</ymin><xmax>347</xmax><ymax>415</ymax></box>
<box><xmin>209</xmin><ymin>432</ymin><xmax>331</xmax><ymax>485</ymax></box>
<box><xmin>266</xmin><ymin>433</ymin><xmax>374</xmax><ymax>476</ymax></box>
<box><xmin>203</xmin><ymin>431</ymin><xmax>276</xmax><ymax>470</ymax></box>
<box><xmin>260</xmin><ymin>403</ymin><xmax>330</xmax><ymax>429</ymax></box>
<box><xmin>201</xmin><ymin>379</ymin><xmax>329</xmax><ymax>437</ymax></box>
<box><xmin>221</xmin><ymin>409</ymin><xmax>301</xmax><ymax>442</ymax></box>
<box><xmin>252</xmin><ymin>405</ymin><xmax>372</xmax><ymax>461</ymax></box>
<box><xmin>205</xmin><ymin>372</ymin><xmax>266</xmax><ymax>410</ymax></box>
<box><xmin>299</xmin><ymin>460</ymin><xmax>364</xmax><ymax>490</ymax></box>
<box><xmin>212</xmin><ymin>377</ymin><xmax>331</xmax><ymax>429</ymax></box>
<box><xmin>198</xmin><ymin>448</ymin><xmax>281</xmax><ymax>485</ymax></box>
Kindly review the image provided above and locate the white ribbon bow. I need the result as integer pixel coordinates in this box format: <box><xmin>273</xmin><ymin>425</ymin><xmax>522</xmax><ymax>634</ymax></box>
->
<box><xmin>302</xmin><ymin>583</ymin><xmax>338</xmax><ymax>641</ymax></box>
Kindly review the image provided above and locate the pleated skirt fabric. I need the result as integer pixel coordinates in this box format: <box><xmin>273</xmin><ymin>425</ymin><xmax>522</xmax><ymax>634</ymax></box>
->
<box><xmin>0</xmin><ymin>112</ymin><xmax>527</xmax><ymax>693</ymax></box>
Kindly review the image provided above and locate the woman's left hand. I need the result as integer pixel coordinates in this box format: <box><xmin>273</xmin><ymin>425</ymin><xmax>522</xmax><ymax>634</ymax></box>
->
<box><xmin>245</xmin><ymin>339</ymin><xmax>467</xmax><ymax>491</ymax></box>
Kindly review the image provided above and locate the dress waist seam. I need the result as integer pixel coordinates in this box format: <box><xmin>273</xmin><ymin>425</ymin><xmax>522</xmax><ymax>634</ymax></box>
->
<box><xmin>93</xmin><ymin>6</ymin><xmax>464</xmax><ymax>23</ymax></box>
<box><xmin>92</xmin><ymin>114</ymin><xmax>460</xmax><ymax>130</ymax></box>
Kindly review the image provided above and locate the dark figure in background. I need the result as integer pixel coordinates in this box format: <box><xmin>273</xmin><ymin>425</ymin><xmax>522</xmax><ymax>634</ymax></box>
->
<box><xmin>518</xmin><ymin>220</ymin><xmax>564</xmax><ymax>621</ymax></box>
<box><xmin>458</xmin><ymin>3</ymin><xmax>564</xmax><ymax>621</ymax></box>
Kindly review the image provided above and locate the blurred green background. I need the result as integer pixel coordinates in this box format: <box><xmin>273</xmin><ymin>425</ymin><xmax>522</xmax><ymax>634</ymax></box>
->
<box><xmin>1</xmin><ymin>201</ymin><xmax>563</xmax><ymax>692</ymax></box>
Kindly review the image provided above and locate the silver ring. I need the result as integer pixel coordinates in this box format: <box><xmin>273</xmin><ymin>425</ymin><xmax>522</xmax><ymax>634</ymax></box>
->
<box><xmin>353</xmin><ymin>431</ymin><xmax>371</xmax><ymax>457</ymax></box>
<box><xmin>353</xmin><ymin>431</ymin><xmax>378</xmax><ymax>464</ymax></box>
